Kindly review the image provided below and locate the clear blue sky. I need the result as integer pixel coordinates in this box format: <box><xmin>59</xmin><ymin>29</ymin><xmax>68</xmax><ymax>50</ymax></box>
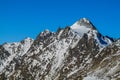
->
<box><xmin>0</xmin><ymin>0</ymin><xmax>120</xmax><ymax>44</ymax></box>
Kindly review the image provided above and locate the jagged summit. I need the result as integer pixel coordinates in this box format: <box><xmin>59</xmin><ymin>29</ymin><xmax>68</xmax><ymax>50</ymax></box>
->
<box><xmin>78</xmin><ymin>18</ymin><xmax>90</xmax><ymax>24</ymax></box>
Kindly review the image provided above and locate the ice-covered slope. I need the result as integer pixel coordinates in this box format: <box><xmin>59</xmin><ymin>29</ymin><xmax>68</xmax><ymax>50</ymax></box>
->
<box><xmin>71</xmin><ymin>18</ymin><xmax>96</xmax><ymax>36</ymax></box>
<box><xmin>0</xmin><ymin>18</ymin><xmax>119</xmax><ymax>80</ymax></box>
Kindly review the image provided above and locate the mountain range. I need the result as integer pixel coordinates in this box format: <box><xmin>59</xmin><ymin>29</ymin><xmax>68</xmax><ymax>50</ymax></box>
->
<box><xmin>0</xmin><ymin>18</ymin><xmax>120</xmax><ymax>80</ymax></box>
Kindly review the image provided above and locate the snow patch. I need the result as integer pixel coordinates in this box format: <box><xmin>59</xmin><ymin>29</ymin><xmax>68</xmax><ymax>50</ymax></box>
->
<box><xmin>83</xmin><ymin>76</ymin><xmax>101</xmax><ymax>80</ymax></box>
<box><xmin>71</xmin><ymin>23</ymin><xmax>91</xmax><ymax>36</ymax></box>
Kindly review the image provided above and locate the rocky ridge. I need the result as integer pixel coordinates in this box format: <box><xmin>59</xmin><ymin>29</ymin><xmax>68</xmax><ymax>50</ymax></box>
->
<box><xmin>0</xmin><ymin>18</ymin><xmax>120</xmax><ymax>80</ymax></box>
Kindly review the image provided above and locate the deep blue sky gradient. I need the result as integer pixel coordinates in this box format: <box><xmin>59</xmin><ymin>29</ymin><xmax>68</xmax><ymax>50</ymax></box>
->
<box><xmin>0</xmin><ymin>0</ymin><xmax>120</xmax><ymax>44</ymax></box>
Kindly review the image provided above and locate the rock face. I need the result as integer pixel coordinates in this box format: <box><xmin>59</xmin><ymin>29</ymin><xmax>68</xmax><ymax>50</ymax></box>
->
<box><xmin>0</xmin><ymin>18</ymin><xmax>120</xmax><ymax>80</ymax></box>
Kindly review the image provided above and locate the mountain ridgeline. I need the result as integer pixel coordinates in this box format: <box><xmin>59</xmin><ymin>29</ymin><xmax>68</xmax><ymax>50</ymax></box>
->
<box><xmin>0</xmin><ymin>18</ymin><xmax>120</xmax><ymax>80</ymax></box>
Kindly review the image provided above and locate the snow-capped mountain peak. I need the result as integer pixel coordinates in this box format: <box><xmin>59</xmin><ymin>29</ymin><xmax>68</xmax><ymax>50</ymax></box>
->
<box><xmin>70</xmin><ymin>18</ymin><xmax>113</xmax><ymax>48</ymax></box>
<box><xmin>0</xmin><ymin>18</ymin><xmax>120</xmax><ymax>80</ymax></box>
<box><xmin>71</xmin><ymin>18</ymin><xmax>96</xmax><ymax>36</ymax></box>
